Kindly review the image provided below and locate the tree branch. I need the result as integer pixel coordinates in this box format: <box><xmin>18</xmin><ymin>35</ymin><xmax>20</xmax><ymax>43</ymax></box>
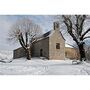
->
<box><xmin>75</xmin><ymin>15</ymin><xmax>80</xmax><ymax>35</ymax></box>
<box><xmin>83</xmin><ymin>36</ymin><xmax>90</xmax><ymax>40</ymax></box>
<box><xmin>20</xmin><ymin>33</ymin><xmax>26</xmax><ymax>46</ymax></box>
<box><xmin>25</xmin><ymin>32</ymin><xmax>28</xmax><ymax>47</ymax></box>
<box><xmin>79</xmin><ymin>15</ymin><xmax>86</xmax><ymax>35</ymax></box>
<box><xmin>80</xmin><ymin>28</ymin><xmax>90</xmax><ymax>40</ymax></box>
<box><xmin>18</xmin><ymin>37</ymin><xmax>26</xmax><ymax>50</ymax></box>
<box><xmin>63</xmin><ymin>15</ymin><xmax>79</xmax><ymax>44</ymax></box>
<box><xmin>75</xmin><ymin>15</ymin><xmax>86</xmax><ymax>36</ymax></box>
<box><xmin>18</xmin><ymin>33</ymin><xmax>26</xmax><ymax>50</ymax></box>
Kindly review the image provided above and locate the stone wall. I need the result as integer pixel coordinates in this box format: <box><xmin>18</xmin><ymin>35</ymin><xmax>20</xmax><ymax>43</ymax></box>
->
<box><xmin>32</xmin><ymin>37</ymin><xmax>49</xmax><ymax>59</ymax></box>
<box><xmin>13</xmin><ymin>38</ymin><xmax>49</xmax><ymax>59</ymax></box>
<box><xmin>49</xmin><ymin>30</ymin><xmax>65</xmax><ymax>60</ymax></box>
<box><xmin>65</xmin><ymin>47</ymin><xmax>80</xmax><ymax>60</ymax></box>
<box><xmin>13</xmin><ymin>47</ymin><xmax>26</xmax><ymax>59</ymax></box>
<box><xmin>85</xmin><ymin>47</ymin><xmax>90</xmax><ymax>61</ymax></box>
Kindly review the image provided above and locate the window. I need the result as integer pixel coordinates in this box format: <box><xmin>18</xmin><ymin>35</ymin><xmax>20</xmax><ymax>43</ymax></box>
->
<box><xmin>56</xmin><ymin>43</ymin><xmax>60</xmax><ymax>49</ymax></box>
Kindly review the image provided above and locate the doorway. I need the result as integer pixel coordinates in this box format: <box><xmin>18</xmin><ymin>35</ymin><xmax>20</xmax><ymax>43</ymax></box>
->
<box><xmin>40</xmin><ymin>49</ymin><xmax>43</xmax><ymax>57</ymax></box>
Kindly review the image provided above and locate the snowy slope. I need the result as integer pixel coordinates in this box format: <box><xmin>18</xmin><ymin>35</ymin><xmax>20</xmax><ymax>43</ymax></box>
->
<box><xmin>0</xmin><ymin>51</ymin><xmax>90</xmax><ymax>75</ymax></box>
<box><xmin>0</xmin><ymin>50</ymin><xmax>12</xmax><ymax>60</ymax></box>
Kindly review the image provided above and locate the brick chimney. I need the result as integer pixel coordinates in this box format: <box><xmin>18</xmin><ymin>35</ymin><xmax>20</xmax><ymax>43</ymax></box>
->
<box><xmin>53</xmin><ymin>21</ymin><xmax>60</xmax><ymax>30</ymax></box>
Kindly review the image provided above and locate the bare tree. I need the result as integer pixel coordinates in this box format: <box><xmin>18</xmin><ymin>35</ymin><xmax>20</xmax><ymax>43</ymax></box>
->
<box><xmin>57</xmin><ymin>15</ymin><xmax>90</xmax><ymax>61</ymax></box>
<box><xmin>8</xmin><ymin>18</ymin><xmax>42</xmax><ymax>60</ymax></box>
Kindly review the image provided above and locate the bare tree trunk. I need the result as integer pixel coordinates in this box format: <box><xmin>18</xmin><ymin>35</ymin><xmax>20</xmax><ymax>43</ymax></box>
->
<box><xmin>62</xmin><ymin>15</ymin><xmax>90</xmax><ymax>62</ymax></box>
<box><xmin>78</xmin><ymin>43</ymin><xmax>86</xmax><ymax>61</ymax></box>
<box><xmin>25</xmin><ymin>48</ymin><xmax>31</xmax><ymax>60</ymax></box>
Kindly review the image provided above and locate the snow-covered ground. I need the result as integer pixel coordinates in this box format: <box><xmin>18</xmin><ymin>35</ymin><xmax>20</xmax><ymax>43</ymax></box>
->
<box><xmin>0</xmin><ymin>51</ymin><xmax>90</xmax><ymax>75</ymax></box>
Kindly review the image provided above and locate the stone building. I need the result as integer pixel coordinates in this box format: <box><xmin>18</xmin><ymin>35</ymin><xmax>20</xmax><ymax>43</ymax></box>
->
<box><xmin>84</xmin><ymin>46</ymin><xmax>90</xmax><ymax>61</ymax></box>
<box><xmin>13</xmin><ymin>22</ymin><xmax>65</xmax><ymax>60</ymax></box>
<box><xmin>65</xmin><ymin>47</ymin><xmax>80</xmax><ymax>60</ymax></box>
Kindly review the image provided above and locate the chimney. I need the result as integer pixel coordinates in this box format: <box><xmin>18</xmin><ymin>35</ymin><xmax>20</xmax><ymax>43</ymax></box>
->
<box><xmin>53</xmin><ymin>21</ymin><xmax>60</xmax><ymax>30</ymax></box>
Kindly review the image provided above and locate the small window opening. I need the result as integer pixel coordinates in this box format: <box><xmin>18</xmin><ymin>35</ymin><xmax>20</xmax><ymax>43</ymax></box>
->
<box><xmin>56</xmin><ymin>43</ymin><xmax>60</xmax><ymax>49</ymax></box>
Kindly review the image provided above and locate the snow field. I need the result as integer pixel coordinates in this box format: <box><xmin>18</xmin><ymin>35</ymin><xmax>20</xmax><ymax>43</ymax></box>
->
<box><xmin>0</xmin><ymin>51</ymin><xmax>90</xmax><ymax>75</ymax></box>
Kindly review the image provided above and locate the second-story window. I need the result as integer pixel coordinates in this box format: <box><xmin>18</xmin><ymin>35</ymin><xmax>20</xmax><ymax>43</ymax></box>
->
<box><xmin>56</xmin><ymin>43</ymin><xmax>60</xmax><ymax>49</ymax></box>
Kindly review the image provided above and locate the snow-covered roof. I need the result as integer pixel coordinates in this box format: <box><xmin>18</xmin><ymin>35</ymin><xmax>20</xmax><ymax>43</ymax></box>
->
<box><xmin>65</xmin><ymin>43</ymin><xmax>73</xmax><ymax>48</ymax></box>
